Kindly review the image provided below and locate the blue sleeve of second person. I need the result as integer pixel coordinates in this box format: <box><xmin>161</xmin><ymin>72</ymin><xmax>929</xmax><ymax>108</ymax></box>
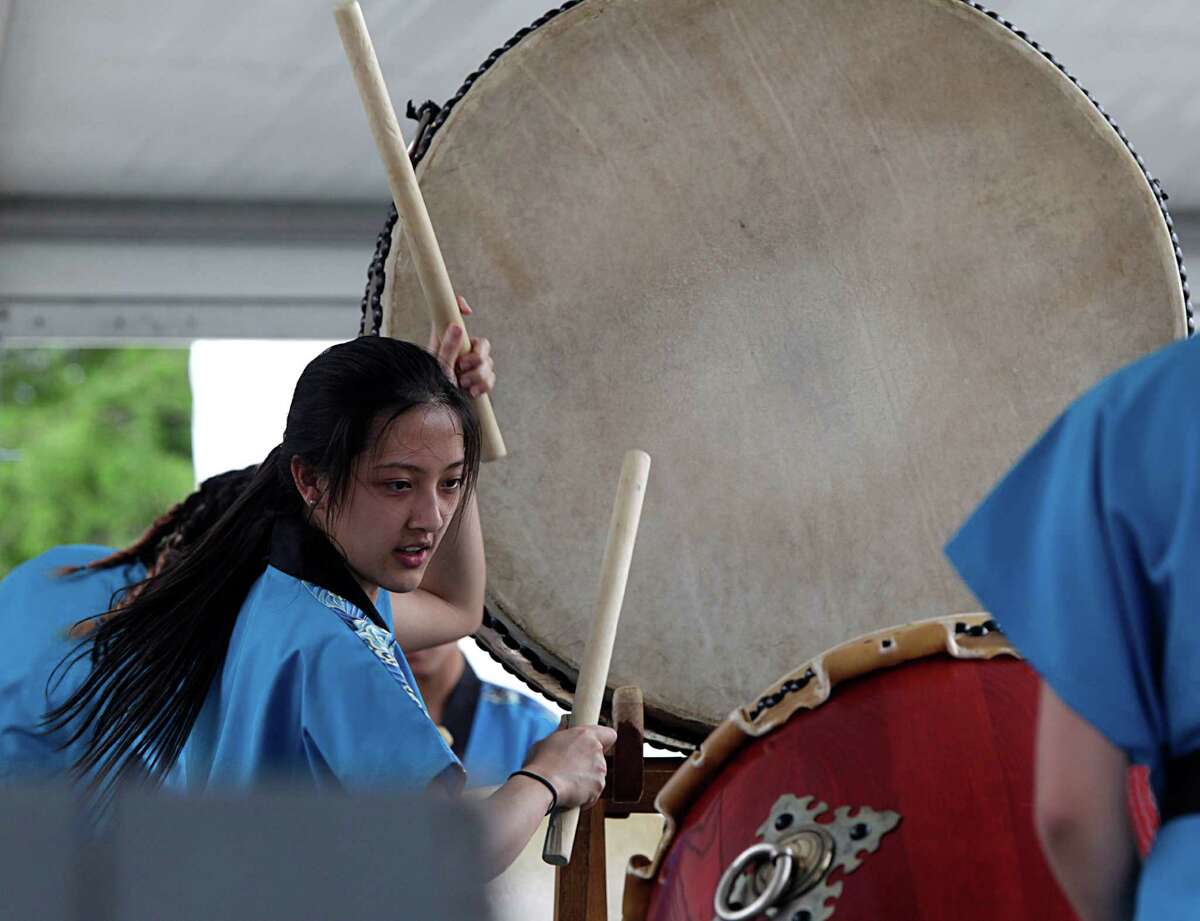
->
<box><xmin>945</xmin><ymin>363</ymin><xmax>1173</xmax><ymax>766</ymax></box>
<box><xmin>463</xmin><ymin>686</ymin><xmax>559</xmax><ymax>788</ymax></box>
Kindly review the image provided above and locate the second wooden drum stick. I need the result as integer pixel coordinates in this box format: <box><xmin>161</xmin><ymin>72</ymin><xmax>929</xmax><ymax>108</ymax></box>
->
<box><xmin>543</xmin><ymin>448</ymin><xmax>652</xmax><ymax>865</ymax></box>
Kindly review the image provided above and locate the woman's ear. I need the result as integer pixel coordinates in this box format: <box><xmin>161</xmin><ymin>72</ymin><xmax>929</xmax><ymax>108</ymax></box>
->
<box><xmin>289</xmin><ymin>456</ymin><xmax>324</xmax><ymax>509</ymax></box>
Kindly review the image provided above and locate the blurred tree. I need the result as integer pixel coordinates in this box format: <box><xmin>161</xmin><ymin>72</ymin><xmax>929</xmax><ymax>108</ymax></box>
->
<box><xmin>0</xmin><ymin>348</ymin><xmax>193</xmax><ymax>576</ymax></box>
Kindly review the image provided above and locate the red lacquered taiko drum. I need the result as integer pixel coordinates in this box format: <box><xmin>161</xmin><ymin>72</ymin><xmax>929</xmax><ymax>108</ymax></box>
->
<box><xmin>624</xmin><ymin>616</ymin><xmax>1082</xmax><ymax>921</ymax></box>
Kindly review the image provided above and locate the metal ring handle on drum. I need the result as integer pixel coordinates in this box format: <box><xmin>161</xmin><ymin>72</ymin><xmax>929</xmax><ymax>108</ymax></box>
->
<box><xmin>713</xmin><ymin>842</ymin><xmax>796</xmax><ymax>921</ymax></box>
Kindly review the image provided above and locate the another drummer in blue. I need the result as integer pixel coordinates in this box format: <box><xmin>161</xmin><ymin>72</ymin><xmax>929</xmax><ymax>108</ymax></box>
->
<box><xmin>44</xmin><ymin>327</ymin><xmax>614</xmax><ymax>876</ymax></box>
<box><xmin>945</xmin><ymin>336</ymin><xmax>1200</xmax><ymax>921</ymax></box>
<box><xmin>0</xmin><ymin>544</ymin><xmax>143</xmax><ymax>780</ymax></box>
<box><xmin>0</xmin><ymin>467</ymin><xmax>254</xmax><ymax>781</ymax></box>
<box><xmin>406</xmin><ymin>640</ymin><xmax>558</xmax><ymax>788</ymax></box>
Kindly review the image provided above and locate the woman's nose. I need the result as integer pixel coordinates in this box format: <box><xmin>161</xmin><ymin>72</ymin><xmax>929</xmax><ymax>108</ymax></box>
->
<box><xmin>407</xmin><ymin>488</ymin><xmax>444</xmax><ymax>531</ymax></box>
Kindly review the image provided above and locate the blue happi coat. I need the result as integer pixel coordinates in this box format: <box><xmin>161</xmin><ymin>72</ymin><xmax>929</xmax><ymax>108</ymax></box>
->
<box><xmin>459</xmin><ymin>677</ymin><xmax>558</xmax><ymax>788</ymax></box>
<box><xmin>170</xmin><ymin>517</ymin><xmax>462</xmax><ymax>793</ymax></box>
<box><xmin>946</xmin><ymin>337</ymin><xmax>1200</xmax><ymax>920</ymax></box>
<box><xmin>0</xmin><ymin>545</ymin><xmax>145</xmax><ymax>779</ymax></box>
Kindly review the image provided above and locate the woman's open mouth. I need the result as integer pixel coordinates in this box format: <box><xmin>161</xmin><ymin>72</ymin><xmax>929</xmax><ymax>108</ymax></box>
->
<box><xmin>394</xmin><ymin>545</ymin><xmax>431</xmax><ymax>568</ymax></box>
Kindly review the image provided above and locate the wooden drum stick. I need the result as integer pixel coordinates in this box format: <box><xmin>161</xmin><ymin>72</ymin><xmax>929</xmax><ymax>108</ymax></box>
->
<box><xmin>543</xmin><ymin>449</ymin><xmax>652</xmax><ymax>866</ymax></box>
<box><xmin>333</xmin><ymin>0</ymin><xmax>507</xmax><ymax>461</ymax></box>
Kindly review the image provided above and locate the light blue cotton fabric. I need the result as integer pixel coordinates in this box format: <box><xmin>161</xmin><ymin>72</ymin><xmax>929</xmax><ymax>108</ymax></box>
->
<box><xmin>462</xmin><ymin>683</ymin><xmax>557</xmax><ymax>788</ymax></box>
<box><xmin>172</xmin><ymin>565</ymin><xmax>463</xmax><ymax>794</ymax></box>
<box><xmin>946</xmin><ymin>337</ymin><xmax>1200</xmax><ymax>920</ymax></box>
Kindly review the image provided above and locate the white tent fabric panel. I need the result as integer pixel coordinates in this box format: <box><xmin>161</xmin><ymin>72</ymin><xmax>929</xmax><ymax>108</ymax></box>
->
<box><xmin>0</xmin><ymin>0</ymin><xmax>560</xmax><ymax>200</ymax></box>
<box><xmin>0</xmin><ymin>0</ymin><xmax>1196</xmax><ymax>342</ymax></box>
<box><xmin>0</xmin><ymin>0</ymin><xmax>1197</xmax><ymax>205</ymax></box>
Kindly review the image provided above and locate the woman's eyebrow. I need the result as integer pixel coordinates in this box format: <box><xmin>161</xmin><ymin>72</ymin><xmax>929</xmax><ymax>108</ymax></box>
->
<box><xmin>374</xmin><ymin>459</ymin><xmax>465</xmax><ymax>473</ymax></box>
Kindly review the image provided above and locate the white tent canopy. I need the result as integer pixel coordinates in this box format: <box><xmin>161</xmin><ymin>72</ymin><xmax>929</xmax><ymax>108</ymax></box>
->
<box><xmin>1</xmin><ymin>0</ymin><xmax>1197</xmax><ymax>342</ymax></box>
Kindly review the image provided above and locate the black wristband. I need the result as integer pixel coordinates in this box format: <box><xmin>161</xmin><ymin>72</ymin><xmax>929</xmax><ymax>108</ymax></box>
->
<box><xmin>509</xmin><ymin>769</ymin><xmax>559</xmax><ymax>815</ymax></box>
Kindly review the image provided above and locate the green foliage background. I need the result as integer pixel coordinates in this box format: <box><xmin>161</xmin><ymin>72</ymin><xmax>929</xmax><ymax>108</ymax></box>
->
<box><xmin>0</xmin><ymin>348</ymin><xmax>194</xmax><ymax>576</ymax></box>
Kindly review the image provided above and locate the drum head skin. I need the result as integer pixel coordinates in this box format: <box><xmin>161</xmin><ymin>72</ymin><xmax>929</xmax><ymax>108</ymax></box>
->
<box><xmin>377</xmin><ymin>0</ymin><xmax>1188</xmax><ymax>746</ymax></box>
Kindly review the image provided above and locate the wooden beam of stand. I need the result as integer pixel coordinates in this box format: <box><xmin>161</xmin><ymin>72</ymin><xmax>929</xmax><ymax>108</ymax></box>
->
<box><xmin>604</xmin><ymin>757</ymin><xmax>684</xmax><ymax>818</ymax></box>
<box><xmin>552</xmin><ymin>802</ymin><xmax>607</xmax><ymax>921</ymax></box>
<box><xmin>609</xmin><ymin>686</ymin><xmax>645</xmax><ymax>805</ymax></box>
<box><xmin>553</xmin><ymin>755</ymin><xmax>686</xmax><ymax>921</ymax></box>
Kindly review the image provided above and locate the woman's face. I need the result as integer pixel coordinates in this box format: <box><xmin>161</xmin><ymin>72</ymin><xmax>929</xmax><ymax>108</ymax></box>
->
<box><xmin>314</xmin><ymin>405</ymin><xmax>466</xmax><ymax>599</ymax></box>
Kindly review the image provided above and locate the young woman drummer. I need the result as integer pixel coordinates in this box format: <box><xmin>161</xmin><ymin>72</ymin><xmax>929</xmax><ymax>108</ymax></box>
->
<box><xmin>0</xmin><ymin>461</ymin><xmax>460</xmax><ymax>782</ymax></box>
<box><xmin>946</xmin><ymin>336</ymin><xmax>1200</xmax><ymax>921</ymax></box>
<box><xmin>0</xmin><ymin>319</ymin><xmax>469</xmax><ymax>781</ymax></box>
<box><xmin>43</xmin><ymin>328</ymin><xmax>613</xmax><ymax>877</ymax></box>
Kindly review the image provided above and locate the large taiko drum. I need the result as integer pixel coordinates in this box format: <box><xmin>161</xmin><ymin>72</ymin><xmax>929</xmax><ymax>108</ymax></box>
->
<box><xmin>622</xmin><ymin>616</ymin><xmax>1077</xmax><ymax>920</ymax></box>
<box><xmin>367</xmin><ymin>0</ymin><xmax>1190</xmax><ymax>749</ymax></box>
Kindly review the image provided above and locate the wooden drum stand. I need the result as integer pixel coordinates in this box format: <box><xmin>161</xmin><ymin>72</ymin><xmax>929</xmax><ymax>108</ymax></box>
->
<box><xmin>553</xmin><ymin>687</ymin><xmax>687</xmax><ymax>921</ymax></box>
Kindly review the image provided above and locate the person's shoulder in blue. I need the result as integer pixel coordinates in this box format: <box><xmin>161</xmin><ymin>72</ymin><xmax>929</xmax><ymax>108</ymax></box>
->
<box><xmin>174</xmin><ymin>517</ymin><xmax>462</xmax><ymax>793</ymax></box>
<box><xmin>0</xmin><ymin>466</ymin><xmax>258</xmax><ymax>784</ymax></box>
<box><xmin>406</xmin><ymin>640</ymin><xmax>558</xmax><ymax>788</ymax></box>
<box><xmin>945</xmin><ymin>335</ymin><xmax>1200</xmax><ymax>921</ymax></box>
<box><xmin>0</xmin><ymin>545</ymin><xmax>144</xmax><ymax>779</ymax></box>
<box><xmin>468</xmin><ymin>681</ymin><xmax>560</xmax><ymax>788</ymax></box>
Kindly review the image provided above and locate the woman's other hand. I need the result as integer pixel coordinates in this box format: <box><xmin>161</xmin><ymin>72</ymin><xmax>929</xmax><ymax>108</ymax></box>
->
<box><xmin>429</xmin><ymin>295</ymin><xmax>495</xmax><ymax>399</ymax></box>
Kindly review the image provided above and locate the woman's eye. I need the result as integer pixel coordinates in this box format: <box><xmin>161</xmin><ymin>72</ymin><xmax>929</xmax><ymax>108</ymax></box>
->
<box><xmin>385</xmin><ymin>481</ymin><xmax>412</xmax><ymax>492</ymax></box>
<box><xmin>441</xmin><ymin>477</ymin><xmax>464</xmax><ymax>490</ymax></box>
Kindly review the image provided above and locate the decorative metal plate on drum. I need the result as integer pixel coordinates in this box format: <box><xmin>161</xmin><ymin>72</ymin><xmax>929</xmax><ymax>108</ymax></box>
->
<box><xmin>713</xmin><ymin>795</ymin><xmax>901</xmax><ymax>921</ymax></box>
<box><xmin>370</xmin><ymin>0</ymin><xmax>1190</xmax><ymax>748</ymax></box>
<box><xmin>624</xmin><ymin>616</ymin><xmax>1080</xmax><ymax>921</ymax></box>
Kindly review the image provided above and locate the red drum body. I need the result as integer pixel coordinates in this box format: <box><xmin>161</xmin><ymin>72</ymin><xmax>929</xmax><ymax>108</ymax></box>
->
<box><xmin>624</xmin><ymin>617</ymin><xmax>1079</xmax><ymax>921</ymax></box>
<box><xmin>1128</xmin><ymin>765</ymin><xmax>1160</xmax><ymax>859</ymax></box>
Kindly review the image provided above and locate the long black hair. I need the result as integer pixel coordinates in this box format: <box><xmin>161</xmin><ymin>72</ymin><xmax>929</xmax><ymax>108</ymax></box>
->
<box><xmin>45</xmin><ymin>337</ymin><xmax>480</xmax><ymax>790</ymax></box>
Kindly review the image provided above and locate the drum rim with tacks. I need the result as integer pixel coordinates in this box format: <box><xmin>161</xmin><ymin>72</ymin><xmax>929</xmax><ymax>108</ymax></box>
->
<box><xmin>364</xmin><ymin>0</ymin><xmax>1192</xmax><ymax>751</ymax></box>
